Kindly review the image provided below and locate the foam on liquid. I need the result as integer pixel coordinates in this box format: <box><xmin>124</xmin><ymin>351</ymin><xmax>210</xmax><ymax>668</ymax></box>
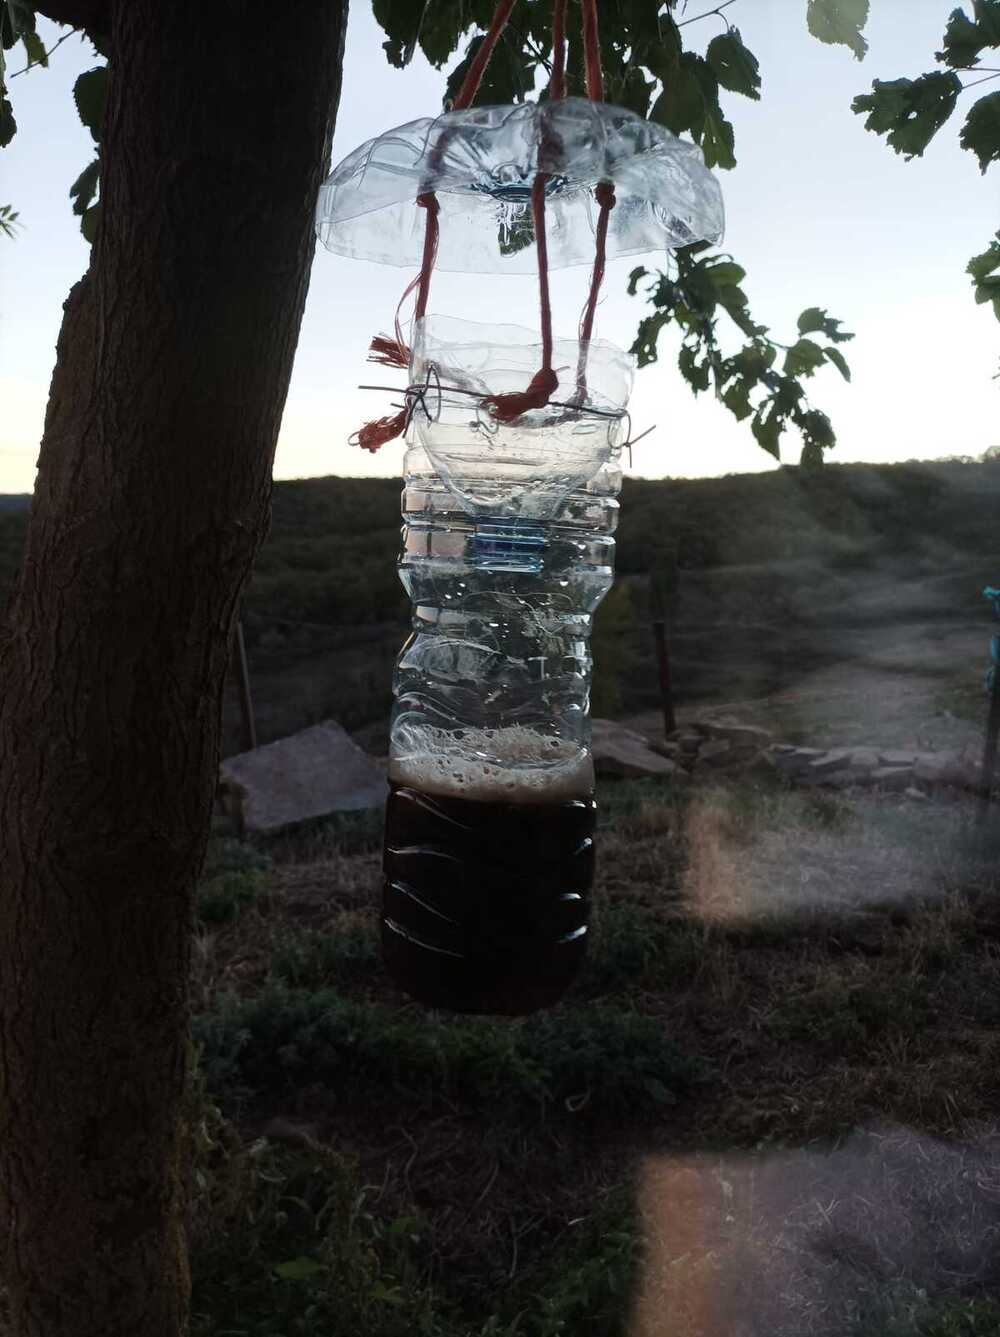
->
<box><xmin>389</xmin><ymin>723</ymin><xmax>594</xmax><ymax>805</ymax></box>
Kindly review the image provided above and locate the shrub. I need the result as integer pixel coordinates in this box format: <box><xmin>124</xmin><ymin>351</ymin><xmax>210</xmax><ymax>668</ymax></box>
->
<box><xmin>193</xmin><ymin>984</ymin><xmax>696</xmax><ymax>1121</ymax></box>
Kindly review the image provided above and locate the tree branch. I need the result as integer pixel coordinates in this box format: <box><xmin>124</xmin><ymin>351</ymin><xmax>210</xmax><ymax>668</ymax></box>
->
<box><xmin>9</xmin><ymin>27</ymin><xmax>80</xmax><ymax>76</ymax></box>
<box><xmin>31</xmin><ymin>0</ymin><xmax>109</xmax><ymax>30</ymax></box>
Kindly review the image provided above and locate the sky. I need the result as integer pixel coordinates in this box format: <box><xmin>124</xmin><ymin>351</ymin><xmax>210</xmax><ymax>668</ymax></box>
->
<box><xmin>1</xmin><ymin>1</ymin><xmax>998</xmax><ymax>493</ymax></box>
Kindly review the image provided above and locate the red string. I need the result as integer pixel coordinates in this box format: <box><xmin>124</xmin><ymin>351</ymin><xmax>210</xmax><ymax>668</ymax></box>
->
<box><xmin>549</xmin><ymin>0</ymin><xmax>567</xmax><ymax>101</ymax></box>
<box><xmin>485</xmin><ymin>172</ymin><xmax>559</xmax><ymax>422</ymax></box>
<box><xmin>581</xmin><ymin>0</ymin><xmax>604</xmax><ymax>102</ymax></box>
<box><xmin>575</xmin><ymin>181</ymin><xmax>616</xmax><ymax>402</ymax></box>
<box><xmin>453</xmin><ymin>0</ymin><xmax>521</xmax><ymax>111</ymax></box>
<box><xmin>352</xmin><ymin>1</ymin><xmax>521</xmax><ymax>450</ymax></box>
<box><xmin>572</xmin><ymin>0</ymin><xmax>612</xmax><ymax>405</ymax></box>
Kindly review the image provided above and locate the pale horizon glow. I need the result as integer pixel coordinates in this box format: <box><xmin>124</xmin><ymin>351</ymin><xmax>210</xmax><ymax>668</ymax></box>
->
<box><xmin>1</xmin><ymin>2</ymin><xmax>998</xmax><ymax>493</ymax></box>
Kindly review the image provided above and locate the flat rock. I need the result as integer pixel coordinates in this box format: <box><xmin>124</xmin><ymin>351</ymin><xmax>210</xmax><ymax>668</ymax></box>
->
<box><xmin>220</xmin><ymin>720</ymin><xmax>387</xmax><ymax>834</ymax></box>
<box><xmin>647</xmin><ymin>738</ymin><xmax>686</xmax><ymax>761</ymax></box>
<box><xmin>698</xmin><ymin>718</ymin><xmax>773</xmax><ymax>746</ymax></box>
<box><xmin>592</xmin><ymin>720</ymin><xmax>688</xmax><ymax>780</ymax></box>
<box><xmin>849</xmin><ymin>748</ymin><xmax>880</xmax><ymax>770</ymax></box>
<box><xmin>807</xmin><ymin>749</ymin><xmax>854</xmax><ymax>775</ymax></box>
<box><xmin>592</xmin><ymin>718</ymin><xmax>654</xmax><ymax>747</ymax></box>
<box><xmin>914</xmin><ymin>750</ymin><xmax>963</xmax><ymax>784</ymax></box>
<box><xmin>770</xmin><ymin>747</ymin><xmax>826</xmax><ymax>774</ymax></box>
<box><xmin>821</xmin><ymin>766</ymin><xmax>876</xmax><ymax>788</ymax></box>
<box><xmin>870</xmin><ymin>766</ymin><xmax>914</xmax><ymax>791</ymax></box>
<box><xmin>696</xmin><ymin>738</ymin><xmax>733</xmax><ymax>765</ymax></box>
<box><xmin>879</xmin><ymin>749</ymin><xmax>919</xmax><ymax>767</ymax></box>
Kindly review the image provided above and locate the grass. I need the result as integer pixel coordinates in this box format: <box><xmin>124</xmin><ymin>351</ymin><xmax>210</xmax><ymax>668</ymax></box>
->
<box><xmin>193</xmin><ymin>984</ymin><xmax>697</xmax><ymax>1123</ymax></box>
<box><xmin>186</xmin><ymin>768</ymin><xmax>1000</xmax><ymax>1335</ymax></box>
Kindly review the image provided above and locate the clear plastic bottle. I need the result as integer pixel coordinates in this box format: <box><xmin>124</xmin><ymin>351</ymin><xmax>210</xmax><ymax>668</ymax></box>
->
<box><xmin>382</xmin><ymin>317</ymin><xmax>631</xmax><ymax>1015</ymax></box>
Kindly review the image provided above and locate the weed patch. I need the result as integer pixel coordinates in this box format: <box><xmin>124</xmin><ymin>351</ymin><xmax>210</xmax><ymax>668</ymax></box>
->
<box><xmin>193</xmin><ymin>984</ymin><xmax>696</xmax><ymax>1122</ymax></box>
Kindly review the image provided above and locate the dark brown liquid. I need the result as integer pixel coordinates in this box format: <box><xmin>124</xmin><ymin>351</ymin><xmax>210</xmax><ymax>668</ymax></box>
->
<box><xmin>382</xmin><ymin>780</ymin><xmax>596</xmax><ymax>1015</ymax></box>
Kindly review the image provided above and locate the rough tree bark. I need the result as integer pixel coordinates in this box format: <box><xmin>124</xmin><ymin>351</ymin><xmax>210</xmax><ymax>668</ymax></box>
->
<box><xmin>0</xmin><ymin>3</ymin><xmax>347</xmax><ymax>1334</ymax></box>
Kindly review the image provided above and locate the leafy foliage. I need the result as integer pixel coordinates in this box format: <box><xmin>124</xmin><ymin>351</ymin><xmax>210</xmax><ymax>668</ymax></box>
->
<box><xmin>0</xmin><ymin>201</ymin><xmax>18</xmax><ymax>236</ymax></box>
<box><xmin>806</xmin><ymin>0</ymin><xmax>870</xmax><ymax>60</ymax></box>
<box><xmin>367</xmin><ymin>0</ymin><xmax>857</xmax><ymax>462</ymax></box>
<box><xmin>5</xmin><ymin>1</ymin><xmax>860</xmax><ymax>462</ymax></box>
<box><xmin>852</xmin><ymin>3</ymin><xmax>1000</xmax><ymax>369</ymax></box>
<box><xmin>961</xmin><ymin>87</ymin><xmax>1000</xmax><ymax>171</ymax></box>
<box><xmin>629</xmin><ymin>246</ymin><xmax>852</xmax><ymax>464</ymax></box>
<box><xmin>852</xmin><ymin>72</ymin><xmax>962</xmax><ymax>158</ymax></box>
<box><xmin>938</xmin><ymin>0</ymin><xmax>1000</xmax><ymax>68</ymax></box>
<box><xmin>194</xmin><ymin>982</ymin><xmax>696</xmax><ymax>1121</ymax></box>
<box><xmin>968</xmin><ymin>230</ymin><xmax>1000</xmax><ymax>318</ymax></box>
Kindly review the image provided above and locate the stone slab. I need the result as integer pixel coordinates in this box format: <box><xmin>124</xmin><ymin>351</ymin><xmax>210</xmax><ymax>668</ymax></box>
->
<box><xmin>870</xmin><ymin>766</ymin><xmax>914</xmax><ymax>791</ymax></box>
<box><xmin>220</xmin><ymin>720</ymin><xmax>387</xmax><ymax>834</ymax></box>
<box><xmin>592</xmin><ymin>720</ymin><xmax>689</xmax><ymax>780</ymax></box>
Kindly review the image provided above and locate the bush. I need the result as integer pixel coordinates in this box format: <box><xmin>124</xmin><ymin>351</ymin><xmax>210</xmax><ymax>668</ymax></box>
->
<box><xmin>270</xmin><ymin>920</ymin><xmax>380</xmax><ymax>992</ymax></box>
<box><xmin>193</xmin><ymin>984</ymin><xmax>696</xmax><ymax>1121</ymax></box>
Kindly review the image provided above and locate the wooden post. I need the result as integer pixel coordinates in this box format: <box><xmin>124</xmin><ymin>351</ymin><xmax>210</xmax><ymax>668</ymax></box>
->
<box><xmin>649</xmin><ymin>541</ymin><xmax>680</xmax><ymax>742</ymax></box>
<box><xmin>233</xmin><ymin>618</ymin><xmax>257</xmax><ymax>752</ymax></box>
<box><xmin>980</xmin><ymin>664</ymin><xmax>1000</xmax><ymax>815</ymax></box>
<box><xmin>652</xmin><ymin>619</ymin><xmax>677</xmax><ymax>739</ymax></box>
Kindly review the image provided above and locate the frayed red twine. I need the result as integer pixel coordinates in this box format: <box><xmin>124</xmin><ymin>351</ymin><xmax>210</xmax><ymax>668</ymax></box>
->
<box><xmin>484</xmin><ymin>366</ymin><xmax>559</xmax><ymax>423</ymax></box>
<box><xmin>368</xmin><ymin>334</ymin><xmax>411</xmax><ymax>369</ymax></box>
<box><xmin>355</xmin><ymin>409</ymin><xmax>408</xmax><ymax>453</ymax></box>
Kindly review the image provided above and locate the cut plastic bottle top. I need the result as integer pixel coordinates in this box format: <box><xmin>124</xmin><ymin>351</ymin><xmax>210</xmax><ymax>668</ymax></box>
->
<box><xmin>407</xmin><ymin>314</ymin><xmax>633</xmax><ymax>519</ymax></box>
<box><xmin>316</xmin><ymin>97</ymin><xmax>724</xmax><ymax>273</ymax></box>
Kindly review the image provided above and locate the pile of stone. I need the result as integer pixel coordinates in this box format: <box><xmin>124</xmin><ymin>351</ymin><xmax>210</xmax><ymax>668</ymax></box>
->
<box><xmin>766</xmin><ymin>743</ymin><xmax>984</xmax><ymax>793</ymax></box>
<box><xmin>591</xmin><ymin>715</ymin><xmax>986</xmax><ymax>795</ymax></box>
<box><xmin>591</xmin><ymin>716</ymin><xmax>773</xmax><ymax>781</ymax></box>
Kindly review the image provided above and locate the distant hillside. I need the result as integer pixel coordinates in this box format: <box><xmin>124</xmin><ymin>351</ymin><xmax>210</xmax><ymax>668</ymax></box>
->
<box><xmin>1</xmin><ymin>459</ymin><xmax>998</xmax><ymax>750</ymax></box>
<box><xmin>0</xmin><ymin>495</ymin><xmax>30</xmax><ymax>512</ymax></box>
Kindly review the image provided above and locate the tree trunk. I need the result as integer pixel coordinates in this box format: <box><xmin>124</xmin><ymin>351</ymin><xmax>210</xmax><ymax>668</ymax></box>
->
<box><xmin>0</xmin><ymin>5</ymin><xmax>347</xmax><ymax>1334</ymax></box>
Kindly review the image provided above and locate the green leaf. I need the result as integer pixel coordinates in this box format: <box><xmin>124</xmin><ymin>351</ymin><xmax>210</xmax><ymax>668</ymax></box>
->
<box><xmin>631</xmin><ymin>311</ymin><xmax>671</xmax><ymax>367</ymax></box>
<box><xmin>0</xmin><ymin>96</ymin><xmax>15</xmax><ymax>149</ymax></box>
<box><xmin>806</xmin><ymin>0</ymin><xmax>870</xmax><ymax>60</ymax></box>
<box><xmin>823</xmin><ymin>346</ymin><xmax>852</xmax><ymax>381</ymax></box>
<box><xmin>797</xmin><ymin>306</ymin><xmax>827</xmax><ymax>335</ymax></box>
<box><xmin>689</xmin><ymin>57</ymin><xmax>737</xmax><ymax>169</ymax></box>
<box><xmin>650</xmin><ymin>52</ymin><xmax>706</xmax><ymax>138</ymax></box>
<box><xmin>274</xmin><ymin>1256</ymin><xmax>324</xmax><ymax>1282</ymax></box>
<box><xmin>74</xmin><ymin>66</ymin><xmax>109</xmax><ymax>143</ymax></box>
<box><xmin>751</xmin><ymin>402</ymin><xmax>783</xmax><ymax>459</ymax></box>
<box><xmin>852</xmin><ymin>72</ymin><xmax>962</xmax><ymax>158</ymax></box>
<box><xmin>936</xmin><ymin>3</ymin><xmax>1000</xmax><ymax>68</ymax></box>
<box><xmin>700</xmin><ymin>103</ymin><xmax>737</xmax><ymax>170</ymax></box>
<box><xmin>960</xmin><ymin>90</ymin><xmax>1000</xmax><ymax>172</ymax></box>
<box><xmin>722</xmin><ymin>379</ymin><xmax>754</xmax><ymax>420</ymax></box>
<box><xmin>678</xmin><ymin>344</ymin><xmax>711</xmax><ymax>392</ymax></box>
<box><xmin>498</xmin><ymin>208</ymin><xmax>534</xmax><ymax>256</ymax></box>
<box><xmin>718</xmin><ymin>285</ymin><xmax>763</xmax><ymax>337</ymax></box>
<box><xmin>21</xmin><ymin>29</ymin><xmax>46</xmax><ymax>67</ymax></box>
<box><xmin>706</xmin><ymin>28</ymin><xmax>761</xmax><ymax>100</ymax></box>
<box><xmin>1</xmin><ymin>0</ymin><xmax>34</xmax><ymax>51</ymax></box>
<box><xmin>80</xmin><ymin>202</ymin><xmax>101</xmax><ymax>244</ymax></box>
<box><xmin>731</xmin><ymin>342</ymin><xmax>777</xmax><ymax>383</ymax></box>
<box><xmin>371</xmin><ymin>0</ymin><xmax>422</xmax><ymax>67</ymax></box>
<box><xmin>968</xmin><ymin>232</ymin><xmax>1000</xmax><ymax>281</ymax></box>
<box><xmin>703</xmin><ymin>260</ymin><xmax>746</xmax><ymax>289</ymax></box>
<box><xmin>617</xmin><ymin>66</ymin><xmax>653</xmax><ymax>119</ymax></box>
<box><xmin>799</xmin><ymin>407</ymin><xmax>837</xmax><ymax>450</ymax></box>
<box><xmin>783</xmin><ymin>338</ymin><xmax>826</xmax><ymax>377</ymax></box>
<box><xmin>69</xmin><ymin>159</ymin><xmax>100</xmax><ymax>217</ymax></box>
<box><xmin>445</xmin><ymin>31</ymin><xmax>532</xmax><ymax>108</ymax></box>
<box><xmin>0</xmin><ymin>204</ymin><xmax>20</xmax><ymax>239</ymax></box>
<box><xmin>627</xmin><ymin>266</ymin><xmax>650</xmax><ymax>297</ymax></box>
